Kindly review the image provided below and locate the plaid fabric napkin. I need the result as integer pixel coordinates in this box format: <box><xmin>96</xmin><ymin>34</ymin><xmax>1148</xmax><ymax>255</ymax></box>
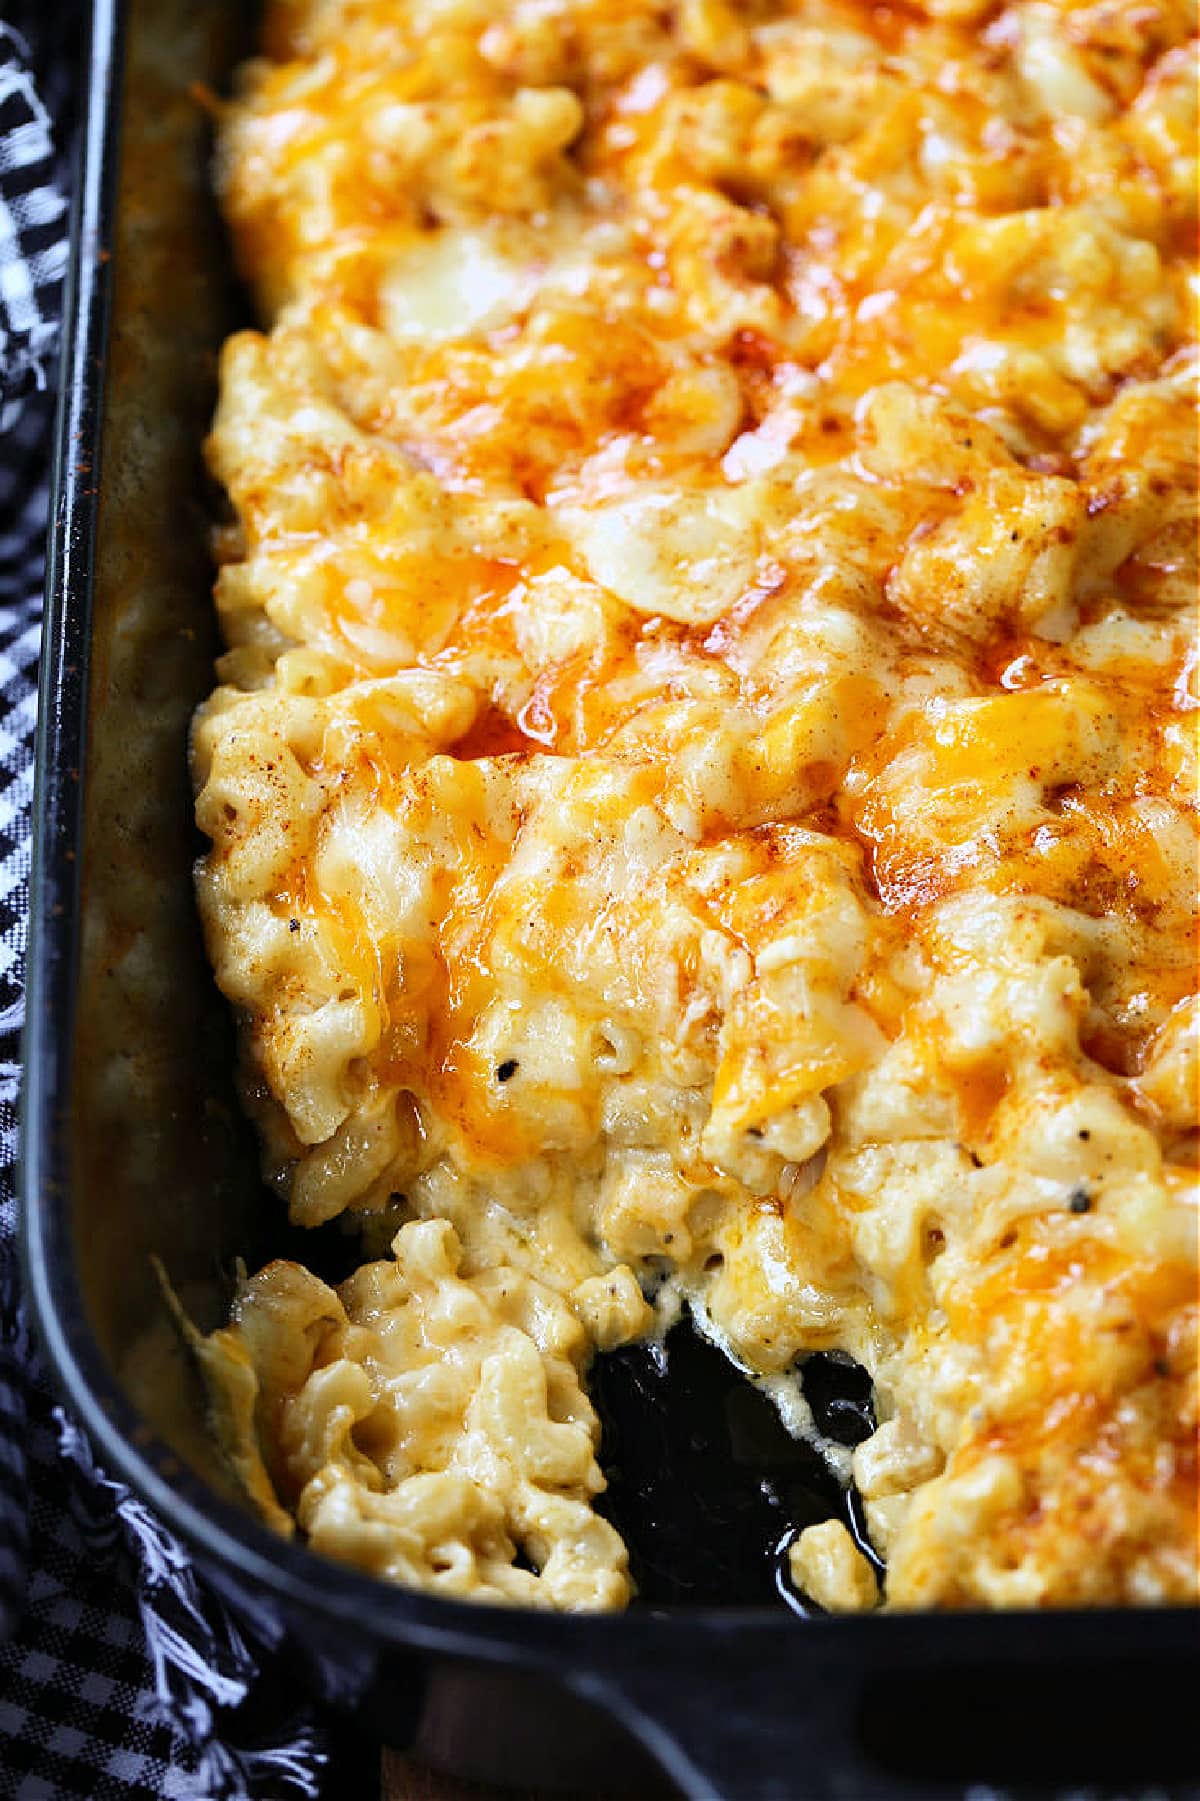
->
<box><xmin>0</xmin><ymin>16</ymin><xmax>329</xmax><ymax>1798</ymax></box>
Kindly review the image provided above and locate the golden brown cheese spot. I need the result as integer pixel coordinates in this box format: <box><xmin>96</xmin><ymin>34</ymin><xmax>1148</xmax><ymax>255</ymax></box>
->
<box><xmin>194</xmin><ymin>0</ymin><xmax>1199</xmax><ymax>1611</ymax></box>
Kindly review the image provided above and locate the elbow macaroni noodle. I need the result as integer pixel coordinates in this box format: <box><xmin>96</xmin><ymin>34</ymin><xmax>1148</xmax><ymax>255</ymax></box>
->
<box><xmin>192</xmin><ymin>0</ymin><xmax>1199</xmax><ymax>1612</ymax></box>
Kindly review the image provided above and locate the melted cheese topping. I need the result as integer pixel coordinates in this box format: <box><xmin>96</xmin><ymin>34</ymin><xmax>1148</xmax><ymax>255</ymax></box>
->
<box><xmin>194</xmin><ymin>0</ymin><xmax>1199</xmax><ymax>1611</ymax></box>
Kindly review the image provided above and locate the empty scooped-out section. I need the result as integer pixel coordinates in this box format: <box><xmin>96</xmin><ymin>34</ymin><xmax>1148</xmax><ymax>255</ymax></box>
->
<box><xmin>591</xmin><ymin>1327</ymin><xmax>877</xmax><ymax>1612</ymax></box>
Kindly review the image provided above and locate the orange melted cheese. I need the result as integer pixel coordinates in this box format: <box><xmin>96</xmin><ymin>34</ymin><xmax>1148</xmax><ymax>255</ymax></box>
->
<box><xmin>193</xmin><ymin>0</ymin><xmax>1199</xmax><ymax>1610</ymax></box>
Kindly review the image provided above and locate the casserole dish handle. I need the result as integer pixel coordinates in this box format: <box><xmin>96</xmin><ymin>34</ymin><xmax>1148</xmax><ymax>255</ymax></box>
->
<box><xmin>567</xmin><ymin>1615</ymin><xmax>1200</xmax><ymax>1801</ymax></box>
<box><xmin>569</xmin><ymin>1654</ymin><xmax>901</xmax><ymax>1801</ymax></box>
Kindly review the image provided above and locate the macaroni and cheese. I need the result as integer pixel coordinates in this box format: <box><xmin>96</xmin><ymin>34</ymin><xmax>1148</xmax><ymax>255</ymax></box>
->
<box><xmin>191</xmin><ymin>0</ymin><xmax>1199</xmax><ymax>1611</ymax></box>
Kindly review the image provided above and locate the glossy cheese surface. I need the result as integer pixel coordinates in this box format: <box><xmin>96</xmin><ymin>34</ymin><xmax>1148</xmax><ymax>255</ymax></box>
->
<box><xmin>193</xmin><ymin>0</ymin><xmax>1199</xmax><ymax>1610</ymax></box>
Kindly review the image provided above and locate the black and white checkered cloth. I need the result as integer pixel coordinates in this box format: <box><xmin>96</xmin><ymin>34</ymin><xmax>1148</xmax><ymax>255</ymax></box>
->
<box><xmin>0</xmin><ymin>17</ymin><xmax>328</xmax><ymax>1798</ymax></box>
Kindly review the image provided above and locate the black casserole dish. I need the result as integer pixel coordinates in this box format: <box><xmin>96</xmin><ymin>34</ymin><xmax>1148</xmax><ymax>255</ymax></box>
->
<box><xmin>19</xmin><ymin>1</ymin><xmax>1200</xmax><ymax>1794</ymax></box>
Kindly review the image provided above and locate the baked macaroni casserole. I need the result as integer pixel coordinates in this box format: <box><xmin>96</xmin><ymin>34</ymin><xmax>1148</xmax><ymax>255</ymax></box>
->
<box><xmin>190</xmin><ymin>0</ymin><xmax>1199</xmax><ymax>1612</ymax></box>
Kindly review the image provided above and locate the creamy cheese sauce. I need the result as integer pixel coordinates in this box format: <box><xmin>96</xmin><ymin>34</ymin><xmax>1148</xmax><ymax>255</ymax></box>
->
<box><xmin>193</xmin><ymin>0</ymin><xmax>1198</xmax><ymax>1611</ymax></box>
